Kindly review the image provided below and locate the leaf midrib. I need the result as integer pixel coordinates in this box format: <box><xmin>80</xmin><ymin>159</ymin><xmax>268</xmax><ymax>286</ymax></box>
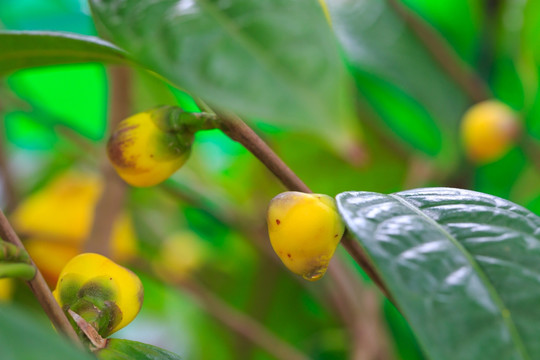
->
<box><xmin>389</xmin><ymin>193</ymin><xmax>530</xmax><ymax>360</ymax></box>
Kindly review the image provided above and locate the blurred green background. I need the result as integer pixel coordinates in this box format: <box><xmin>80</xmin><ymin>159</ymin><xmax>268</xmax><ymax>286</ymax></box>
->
<box><xmin>0</xmin><ymin>0</ymin><xmax>539</xmax><ymax>359</ymax></box>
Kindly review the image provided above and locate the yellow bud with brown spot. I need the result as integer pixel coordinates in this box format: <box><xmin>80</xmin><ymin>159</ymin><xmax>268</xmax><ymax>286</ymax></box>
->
<box><xmin>107</xmin><ymin>107</ymin><xmax>192</xmax><ymax>187</ymax></box>
<box><xmin>267</xmin><ymin>192</ymin><xmax>345</xmax><ymax>281</ymax></box>
<box><xmin>53</xmin><ymin>253</ymin><xmax>143</xmax><ymax>338</ymax></box>
<box><xmin>461</xmin><ymin>100</ymin><xmax>521</xmax><ymax>164</ymax></box>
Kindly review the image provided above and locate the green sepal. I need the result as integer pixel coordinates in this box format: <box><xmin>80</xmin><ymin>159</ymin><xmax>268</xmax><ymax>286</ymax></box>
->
<box><xmin>0</xmin><ymin>240</ymin><xmax>31</xmax><ymax>264</ymax></box>
<box><xmin>62</xmin><ymin>275</ymin><xmax>123</xmax><ymax>338</ymax></box>
<box><xmin>0</xmin><ymin>263</ymin><xmax>36</xmax><ymax>280</ymax></box>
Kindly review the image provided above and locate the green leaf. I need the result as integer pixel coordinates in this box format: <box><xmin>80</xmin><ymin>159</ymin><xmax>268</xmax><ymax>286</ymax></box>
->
<box><xmin>0</xmin><ymin>305</ymin><xmax>94</xmax><ymax>360</ymax></box>
<box><xmin>336</xmin><ymin>187</ymin><xmax>540</xmax><ymax>360</ymax></box>
<box><xmin>88</xmin><ymin>0</ymin><xmax>359</xmax><ymax>148</ymax></box>
<box><xmin>326</xmin><ymin>0</ymin><xmax>468</xmax><ymax>163</ymax></box>
<box><xmin>0</xmin><ymin>31</ymin><xmax>131</xmax><ymax>77</ymax></box>
<box><xmin>96</xmin><ymin>338</ymin><xmax>182</xmax><ymax>360</ymax></box>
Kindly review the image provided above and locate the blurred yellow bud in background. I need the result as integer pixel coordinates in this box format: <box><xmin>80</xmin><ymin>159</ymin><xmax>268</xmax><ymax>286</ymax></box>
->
<box><xmin>461</xmin><ymin>100</ymin><xmax>521</xmax><ymax>164</ymax></box>
<box><xmin>10</xmin><ymin>172</ymin><xmax>138</xmax><ymax>286</ymax></box>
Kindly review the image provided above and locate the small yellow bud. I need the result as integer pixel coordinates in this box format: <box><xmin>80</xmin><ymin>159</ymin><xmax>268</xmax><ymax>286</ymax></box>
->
<box><xmin>153</xmin><ymin>231</ymin><xmax>208</xmax><ymax>281</ymax></box>
<box><xmin>53</xmin><ymin>253</ymin><xmax>143</xmax><ymax>337</ymax></box>
<box><xmin>107</xmin><ymin>107</ymin><xmax>191</xmax><ymax>187</ymax></box>
<box><xmin>267</xmin><ymin>192</ymin><xmax>345</xmax><ymax>281</ymax></box>
<box><xmin>461</xmin><ymin>100</ymin><xmax>521</xmax><ymax>163</ymax></box>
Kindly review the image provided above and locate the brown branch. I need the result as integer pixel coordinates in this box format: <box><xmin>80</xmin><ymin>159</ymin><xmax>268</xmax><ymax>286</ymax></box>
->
<box><xmin>160</xmin><ymin>181</ymin><xmax>352</xmax><ymax>326</ymax></box>
<box><xmin>218</xmin><ymin>113</ymin><xmax>390</xmax><ymax>298</ymax></box>
<box><xmin>217</xmin><ymin>114</ymin><xmax>395</xmax><ymax>359</ymax></box>
<box><xmin>0</xmin><ymin>210</ymin><xmax>81</xmax><ymax>346</ymax></box>
<box><xmin>219</xmin><ymin>113</ymin><xmax>310</xmax><ymax>193</ymax></box>
<box><xmin>83</xmin><ymin>66</ymin><xmax>131</xmax><ymax>256</ymax></box>
<box><xmin>0</xmin><ymin>116</ymin><xmax>17</xmax><ymax>213</ymax></box>
<box><xmin>179</xmin><ymin>279</ymin><xmax>311</xmax><ymax>360</ymax></box>
<box><xmin>387</xmin><ymin>0</ymin><xmax>491</xmax><ymax>103</ymax></box>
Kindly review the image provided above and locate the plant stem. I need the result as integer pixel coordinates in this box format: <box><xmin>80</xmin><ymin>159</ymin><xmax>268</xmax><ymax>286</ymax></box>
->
<box><xmin>218</xmin><ymin>113</ymin><xmax>311</xmax><ymax>193</ymax></box>
<box><xmin>217</xmin><ymin>113</ymin><xmax>391</xmax><ymax>299</ymax></box>
<box><xmin>0</xmin><ymin>263</ymin><xmax>36</xmax><ymax>280</ymax></box>
<box><xmin>387</xmin><ymin>0</ymin><xmax>491</xmax><ymax>103</ymax></box>
<box><xmin>179</xmin><ymin>279</ymin><xmax>311</xmax><ymax>360</ymax></box>
<box><xmin>83</xmin><ymin>66</ymin><xmax>130</xmax><ymax>256</ymax></box>
<box><xmin>0</xmin><ymin>116</ymin><xmax>17</xmax><ymax>213</ymax></box>
<box><xmin>0</xmin><ymin>210</ymin><xmax>81</xmax><ymax>346</ymax></box>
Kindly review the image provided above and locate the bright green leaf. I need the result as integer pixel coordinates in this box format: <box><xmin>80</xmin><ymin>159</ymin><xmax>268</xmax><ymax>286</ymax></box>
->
<box><xmin>96</xmin><ymin>338</ymin><xmax>182</xmax><ymax>360</ymax></box>
<box><xmin>337</xmin><ymin>187</ymin><xmax>540</xmax><ymax>360</ymax></box>
<box><xmin>326</xmin><ymin>0</ymin><xmax>468</xmax><ymax>163</ymax></box>
<box><xmin>89</xmin><ymin>0</ymin><xmax>360</xmax><ymax>150</ymax></box>
<box><xmin>0</xmin><ymin>305</ymin><xmax>94</xmax><ymax>360</ymax></box>
<box><xmin>0</xmin><ymin>31</ymin><xmax>131</xmax><ymax>77</ymax></box>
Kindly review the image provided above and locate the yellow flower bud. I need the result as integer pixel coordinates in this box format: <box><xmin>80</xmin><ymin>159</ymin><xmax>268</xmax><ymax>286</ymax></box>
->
<box><xmin>267</xmin><ymin>192</ymin><xmax>345</xmax><ymax>281</ymax></box>
<box><xmin>53</xmin><ymin>253</ymin><xmax>143</xmax><ymax>338</ymax></box>
<box><xmin>461</xmin><ymin>100</ymin><xmax>521</xmax><ymax>163</ymax></box>
<box><xmin>153</xmin><ymin>231</ymin><xmax>208</xmax><ymax>281</ymax></box>
<box><xmin>107</xmin><ymin>107</ymin><xmax>192</xmax><ymax>187</ymax></box>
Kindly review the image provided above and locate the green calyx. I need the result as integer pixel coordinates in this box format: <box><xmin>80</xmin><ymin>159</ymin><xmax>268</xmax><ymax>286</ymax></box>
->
<box><xmin>145</xmin><ymin>106</ymin><xmax>219</xmax><ymax>162</ymax></box>
<box><xmin>0</xmin><ymin>240</ymin><xmax>32</xmax><ymax>264</ymax></box>
<box><xmin>60</xmin><ymin>276</ymin><xmax>123</xmax><ymax>339</ymax></box>
<box><xmin>151</xmin><ymin>105</ymin><xmax>219</xmax><ymax>143</ymax></box>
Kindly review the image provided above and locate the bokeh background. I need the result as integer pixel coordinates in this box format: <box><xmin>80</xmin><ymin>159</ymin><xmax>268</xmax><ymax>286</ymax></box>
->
<box><xmin>0</xmin><ymin>0</ymin><xmax>539</xmax><ymax>359</ymax></box>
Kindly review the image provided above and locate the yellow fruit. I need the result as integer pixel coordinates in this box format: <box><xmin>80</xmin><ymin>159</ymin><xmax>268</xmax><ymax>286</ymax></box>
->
<box><xmin>267</xmin><ymin>192</ymin><xmax>345</xmax><ymax>281</ymax></box>
<box><xmin>107</xmin><ymin>107</ymin><xmax>192</xmax><ymax>187</ymax></box>
<box><xmin>53</xmin><ymin>253</ymin><xmax>143</xmax><ymax>337</ymax></box>
<box><xmin>461</xmin><ymin>100</ymin><xmax>521</xmax><ymax>163</ymax></box>
<box><xmin>11</xmin><ymin>171</ymin><xmax>139</xmax><ymax>286</ymax></box>
<box><xmin>11</xmin><ymin>172</ymin><xmax>102</xmax><ymax>240</ymax></box>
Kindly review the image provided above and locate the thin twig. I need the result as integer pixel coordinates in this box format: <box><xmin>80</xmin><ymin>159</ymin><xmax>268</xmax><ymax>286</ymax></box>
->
<box><xmin>0</xmin><ymin>210</ymin><xmax>81</xmax><ymax>346</ymax></box>
<box><xmin>160</xmin><ymin>181</ymin><xmax>351</xmax><ymax>325</ymax></box>
<box><xmin>217</xmin><ymin>113</ymin><xmax>394</xmax><ymax>359</ymax></box>
<box><xmin>218</xmin><ymin>113</ymin><xmax>390</xmax><ymax>298</ymax></box>
<box><xmin>83</xmin><ymin>66</ymin><xmax>131</xmax><ymax>255</ymax></box>
<box><xmin>387</xmin><ymin>0</ymin><xmax>491</xmax><ymax>103</ymax></box>
<box><xmin>0</xmin><ymin>116</ymin><xmax>17</xmax><ymax>213</ymax></box>
<box><xmin>179</xmin><ymin>278</ymin><xmax>311</xmax><ymax>360</ymax></box>
<box><xmin>218</xmin><ymin>112</ymin><xmax>310</xmax><ymax>192</ymax></box>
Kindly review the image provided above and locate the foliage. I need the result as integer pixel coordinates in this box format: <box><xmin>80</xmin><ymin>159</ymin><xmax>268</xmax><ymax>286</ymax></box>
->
<box><xmin>0</xmin><ymin>0</ymin><xmax>540</xmax><ymax>360</ymax></box>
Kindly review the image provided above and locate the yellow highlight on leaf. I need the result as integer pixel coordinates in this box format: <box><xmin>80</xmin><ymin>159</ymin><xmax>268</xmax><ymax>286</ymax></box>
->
<box><xmin>0</xmin><ymin>279</ymin><xmax>14</xmax><ymax>302</ymax></box>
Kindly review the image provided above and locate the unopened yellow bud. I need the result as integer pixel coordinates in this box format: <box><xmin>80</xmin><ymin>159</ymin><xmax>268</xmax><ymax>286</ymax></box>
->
<box><xmin>53</xmin><ymin>253</ymin><xmax>143</xmax><ymax>337</ymax></box>
<box><xmin>107</xmin><ymin>107</ymin><xmax>192</xmax><ymax>187</ymax></box>
<box><xmin>461</xmin><ymin>100</ymin><xmax>521</xmax><ymax>163</ymax></box>
<box><xmin>267</xmin><ymin>192</ymin><xmax>345</xmax><ymax>281</ymax></box>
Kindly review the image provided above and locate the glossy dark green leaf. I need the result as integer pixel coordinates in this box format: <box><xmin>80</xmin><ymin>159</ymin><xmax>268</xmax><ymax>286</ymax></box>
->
<box><xmin>0</xmin><ymin>31</ymin><xmax>130</xmax><ymax>76</ymax></box>
<box><xmin>0</xmin><ymin>305</ymin><xmax>95</xmax><ymax>360</ymax></box>
<box><xmin>88</xmin><ymin>0</ymin><xmax>358</xmax><ymax>143</ymax></box>
<box><xmin>337</xmin><ymin>187</ymin><xmax>540</xmax><ymax>360</ymax></box>
<box><xmin>96</xmin><ymin>338</ymin><xmax>182</xmax><ymax>360</ymax></box>
<box><xmin>326</xmin><ymin>0</ymin><xmax>468</xmax><ymax>162</ymax></box>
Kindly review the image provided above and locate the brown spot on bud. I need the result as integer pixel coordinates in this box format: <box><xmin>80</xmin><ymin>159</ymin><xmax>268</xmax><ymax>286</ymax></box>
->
<box><xmin>276</xmin><ymin>219</ymin><xmax>281</xmax><ymax>225</ymax></box>
<box><xmin>107</xmin><ymin>124</ymin><xmax>139</xmax><ymax>168</ymax></box>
